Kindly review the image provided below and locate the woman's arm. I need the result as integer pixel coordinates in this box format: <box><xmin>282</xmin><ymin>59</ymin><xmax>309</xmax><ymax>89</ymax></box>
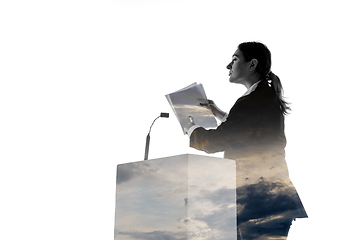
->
<box><xmin>190</xmin><ymin>91</ymin><xmax>273</xmax><ymax>154</ymax></box>
<box><xmin>190</xmin><ymin>98</ymin><xmax>248</xmax><ymax>154</ymax></box>
<box><xmin>190</xmin><ymin>83</ymin><xmax>286</xmax><ymax>157</ymax></box>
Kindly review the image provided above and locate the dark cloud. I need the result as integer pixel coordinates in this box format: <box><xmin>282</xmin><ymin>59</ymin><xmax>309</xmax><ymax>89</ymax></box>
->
<box><xmin>116</xmin><ymin>162</ymin><xmax>155</xmax><ymax>185</ymax></box>
<box><xmin>237</xmin><ymin>215</ymin><xmax>294</xmax><ymax>240</ymax></box>
<box><xmin>115</xmin><ymin>230</ymin><xmax>187</xmax><ymax>240</ymax></box>
<box><xmin>236</xmin><ymin>180</ymin><xmax>307</xmax><ymax>221</ymax></box>
<box><xmin>236</xmin><ymin>180</ymin><xmax>307</xmax><ymax>239</ymax></box>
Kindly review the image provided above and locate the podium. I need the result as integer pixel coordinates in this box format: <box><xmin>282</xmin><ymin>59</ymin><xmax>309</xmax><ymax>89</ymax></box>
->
<box><xmin>114</xmin><ymin>154</ymin><xmax>237</xmax><ymax>240</ymax></box>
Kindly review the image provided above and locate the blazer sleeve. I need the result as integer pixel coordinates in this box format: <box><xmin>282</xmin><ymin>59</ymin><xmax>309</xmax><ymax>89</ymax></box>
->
<box><xmin>190</xmin><ymin>94</ymin><xmax>257</xmax><ymax>153</ymax></box>
<box><xmin>190</xmin><ymin>85</ymin><xmax>283</xmax><ymax>155</ymax></box>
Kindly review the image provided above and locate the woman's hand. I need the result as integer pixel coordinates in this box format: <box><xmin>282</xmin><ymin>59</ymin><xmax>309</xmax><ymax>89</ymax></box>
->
<box><xmin>200</xmin><ymin>99</ymin><xmax>227</xmax><ymax>121</ymax></box>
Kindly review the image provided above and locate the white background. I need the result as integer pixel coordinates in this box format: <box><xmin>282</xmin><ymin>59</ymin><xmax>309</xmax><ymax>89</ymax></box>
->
<box><xmin>1</xmin><ymin>0</ymin><xmax>359</xmax><ymax>239</ymax></box>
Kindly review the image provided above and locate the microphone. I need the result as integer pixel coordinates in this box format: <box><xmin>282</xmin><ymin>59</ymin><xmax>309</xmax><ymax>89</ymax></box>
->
<box><xmin>144</xmin><ymin>112</ymin><xmax>169</xmax><ymax>160</ymax></box>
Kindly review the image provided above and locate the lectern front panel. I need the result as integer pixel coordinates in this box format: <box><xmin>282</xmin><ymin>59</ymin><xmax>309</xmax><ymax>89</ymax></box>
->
<box><xmin>114</xmin><ymin>154</ymin><xmax>236</xmax><ymax>240</ymax></box>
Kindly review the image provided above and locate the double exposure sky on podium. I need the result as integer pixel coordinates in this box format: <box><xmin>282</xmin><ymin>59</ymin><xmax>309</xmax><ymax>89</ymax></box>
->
<box><xmin>115</xmin><ymin>155</ymin><xmax>237</xmax><ymax>240</ymax></box>
<box><xmin>1</xmin><ymin>0</ymin><xmax>360</xmax><ymax>239</ymax></box>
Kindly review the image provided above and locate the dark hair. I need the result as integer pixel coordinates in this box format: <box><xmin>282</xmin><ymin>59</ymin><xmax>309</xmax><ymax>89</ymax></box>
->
<box><xmin>238</xmin><ymin>41</ymin><xmax>291</xmax><ymax>115</ymax></box>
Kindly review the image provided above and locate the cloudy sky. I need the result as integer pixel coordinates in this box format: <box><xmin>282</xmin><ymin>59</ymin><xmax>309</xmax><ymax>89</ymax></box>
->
<box><xmin>1</xmin><ymin>0</ymin><xmax>359</xmax><ymax>239</ymax></box>
<box><xmin>115</xmin><ymin>154</ymin><xmax>236</xmax><ymax>240</ymax></box>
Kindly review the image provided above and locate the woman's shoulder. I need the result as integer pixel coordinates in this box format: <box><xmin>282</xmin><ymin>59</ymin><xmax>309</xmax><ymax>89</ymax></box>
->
<box><xmin>227</xmin><ymin>84</ymin><xmax>278</xmax><ymax>118</ymax></box>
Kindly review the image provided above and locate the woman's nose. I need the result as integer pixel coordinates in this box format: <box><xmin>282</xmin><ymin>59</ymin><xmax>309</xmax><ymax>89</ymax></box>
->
<box><xmin>226</xmin><ymin>62</ymin><xmax>232</xmax><ymax>70</ymax></box>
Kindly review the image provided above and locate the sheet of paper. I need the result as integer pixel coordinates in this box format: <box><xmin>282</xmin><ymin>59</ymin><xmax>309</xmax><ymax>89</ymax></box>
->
<box><xmin>166</xmin><ymin>82</ymin><xmax>218</xmax><ymax>134</ymax></box>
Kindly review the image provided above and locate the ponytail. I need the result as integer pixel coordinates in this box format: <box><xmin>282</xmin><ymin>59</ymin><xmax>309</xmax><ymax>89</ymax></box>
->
<box><xmin>266</xmin><ymin>71</ymin><xmax>291</xmax><ymax>115</ymax></box>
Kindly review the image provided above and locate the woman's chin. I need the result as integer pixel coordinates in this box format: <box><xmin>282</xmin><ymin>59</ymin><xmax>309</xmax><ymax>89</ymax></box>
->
<box><xmin>229</xmin><ymin>77</ymin><xmax>238</xmax><ymax>83</ymax></box>
<box><xmin>229</xmin><ymin>76</ymin><xmax>243</xmax><ymax>84</ymax></box>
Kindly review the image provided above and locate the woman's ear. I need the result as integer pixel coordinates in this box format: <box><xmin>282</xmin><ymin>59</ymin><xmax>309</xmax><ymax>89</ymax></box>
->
<box><xmin>248</xmin><ymin>59</ymin><xmax>258</xmax><ymax>72</ymax></box>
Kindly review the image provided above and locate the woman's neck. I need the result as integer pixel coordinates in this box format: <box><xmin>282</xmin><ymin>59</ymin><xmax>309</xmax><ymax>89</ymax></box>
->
<box><xmin>243</xmin><ymin>74</ymin><xmax>262</xmax><ymax>89</ymax></box>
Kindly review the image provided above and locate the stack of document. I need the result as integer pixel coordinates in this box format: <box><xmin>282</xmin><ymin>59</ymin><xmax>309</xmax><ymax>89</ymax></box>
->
<box><xmin>166</xmin><ymin>82</ymin><xmax>218</xmax><ymax>134</ymax></box>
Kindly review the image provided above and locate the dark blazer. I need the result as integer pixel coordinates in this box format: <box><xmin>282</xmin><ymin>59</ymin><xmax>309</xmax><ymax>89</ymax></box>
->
<box><xmin>190</xmin><ymin>80</ymin><xmax>286</xmax><ymax>161</ymax></box>
<box><xmin>190</xmin><ymin>81</ymin><xmax>307</xmax><ymax>239</ymax></box>
<box><xmin>190</xmin><ymin>81</ymin><xmax>308</xmax><ymax>232</ymax></box>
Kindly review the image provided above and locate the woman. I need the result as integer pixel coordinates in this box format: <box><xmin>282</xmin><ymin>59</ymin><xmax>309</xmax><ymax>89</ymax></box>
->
<box><xmin>186</xmin><ymin>42</ymin><xmax>307</xmax><ymax>240</ymax></box>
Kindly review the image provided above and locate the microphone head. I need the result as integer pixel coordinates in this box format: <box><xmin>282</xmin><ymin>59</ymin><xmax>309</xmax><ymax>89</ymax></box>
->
<box><xmin>160</xmin><ymin>112</ymin><xmax>169</xmax><ymax>118</ymax></box>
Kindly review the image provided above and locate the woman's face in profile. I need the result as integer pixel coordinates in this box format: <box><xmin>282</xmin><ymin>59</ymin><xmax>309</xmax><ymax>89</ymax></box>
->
<box><xmin>227</xmin><ymin>49</ymin><xmax>250</xmax><ymax>84</ymax></box>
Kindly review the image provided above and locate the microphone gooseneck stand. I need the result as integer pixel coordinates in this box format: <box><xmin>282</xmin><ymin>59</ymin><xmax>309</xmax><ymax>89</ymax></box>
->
<box><xmin>144</xmin><ymin>113</ymin><xmax>169</xmax><ymax>160</ymax></box>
